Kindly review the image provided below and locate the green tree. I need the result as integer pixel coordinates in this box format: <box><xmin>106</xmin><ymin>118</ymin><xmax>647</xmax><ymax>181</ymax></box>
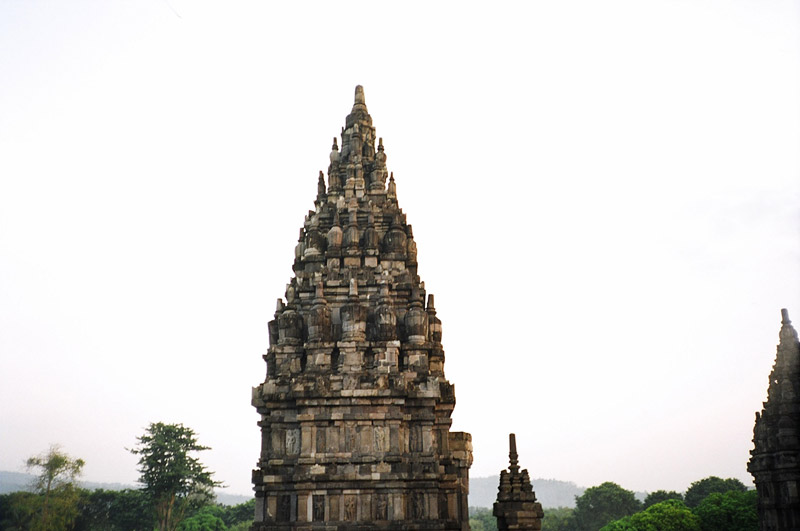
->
<box><xmin>219</xmin><ymin>499</ymin><xmax>254</xmax><ymax>528</ymax></box>
<box><xmin>130</xmin><ymin>422</ymin><xmax>222</xmax><ymax>531</ymax></box>
<box><xmin>644</xmin><ymin>490</ymin><xmax>683</xmax><ymax>508</ymax></box>
<box><xmin>572</xmin><ymin>482</ymin><xmax>642</xmax><ymax>531</ymax></box>
<box><xmin>469</xmin><ymin>506</ymin><xmax>498</xmax><ymax>531</ymax></box>
<box><xmin>541</xmin><ymin>506</ymin><xmax>575</xmax><ymax>531</ymax></box>
<box><xmin>692</xmin><ymin>490</ymin><xmax>757</xmax><ymax>531</ymax></box>
<box><xmin>24</xmin><ymin>445</ymin><xmax>85</xmax><ymax>531</ymax></box>
<box><xmin>177</xmin><ymin>505</ymin><xmax>226</xmax><ymax>531</ymax></box>
<box><xmin>74</xmin><ymin>488</ymin><xmax>154</xmax><ymax>531</ymax></box>
<box><xmin>0</xmin><ymin>491</ymin><xmax>39</xmax><ymax>530</ymax></box>
<box><xmin>684</xmin><ymin>477</ymin><xmax>747</xmax><ymax>508</ymax></box>
<box><xmin>601</xmin><ymin>499</ymin><xmax>700</xmax><ymax>531</ymax></box>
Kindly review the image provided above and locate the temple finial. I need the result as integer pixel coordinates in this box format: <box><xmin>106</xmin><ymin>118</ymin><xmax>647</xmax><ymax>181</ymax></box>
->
<box><xmin>509</xmin><ymin>433</ymin><xmax>519</xmax><ymax>473</ymax></box>
<box><xmin>354</xmin><ymin>85</ymin><xmax>365</xmax><ymax>105</ymax></box>
<box><xmin>317</xmin><ymin>171</ymin><xmax>326</xmax><ymax>197</ymax></box>
<box><xmin>779</xmin><ymin>308</ymin><xmax>799</xmax><ymax>345</ymax></box>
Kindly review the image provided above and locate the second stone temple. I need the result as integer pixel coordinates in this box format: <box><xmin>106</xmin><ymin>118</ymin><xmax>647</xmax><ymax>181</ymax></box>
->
<box><xmin>251</xmin><ymin>86</ymin><xmax>473</xmax><ymax>530</ymax></box>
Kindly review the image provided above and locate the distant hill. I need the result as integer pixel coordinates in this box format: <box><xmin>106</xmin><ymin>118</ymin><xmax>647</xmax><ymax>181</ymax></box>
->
<box><xmin>469</xmin><ymin>476</ymin><xmax>647</xmax><ymax>509</ymax></box>
<box><xmin>0</xmin><ymin>471</ymin><xmax>250</xmax><ymax>506</ymax></box>
<box><xmin>470</xmin><ymin>476</ymin><xmax>585</xmax><ymax>508</ymax></box>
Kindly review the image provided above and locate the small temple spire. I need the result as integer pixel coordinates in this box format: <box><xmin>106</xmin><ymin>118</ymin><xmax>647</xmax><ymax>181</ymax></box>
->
<box><xmin>493</xmin><ymin>433</ymin><xmax>544</xmax><ymax>530</ymax></box>
<box><xmin>317</xmin><ymin>171</ymin><xmax>326</xmax><ymax>199</ymax></box>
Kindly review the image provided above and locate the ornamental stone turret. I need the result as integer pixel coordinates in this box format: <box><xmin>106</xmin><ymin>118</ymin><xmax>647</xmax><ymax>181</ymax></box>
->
<box><xmin>252</xmin><ymin>86</ymin><xmax>472</xmax><ymax>530</ymax></box>
<box><xmin>493</xmin><ymin>434</ymin><xmax>544</xmax><ymax>531</ymax></box>
<box><xmin>749</xmin><ymin>309</ymin><xmax>800</xmax><ymax>530</ymax></box>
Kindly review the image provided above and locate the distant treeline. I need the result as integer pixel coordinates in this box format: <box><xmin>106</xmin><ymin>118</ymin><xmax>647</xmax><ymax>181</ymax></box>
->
<box><xmin>0</xmin><ymin>470</ymin><xmax>250</xmax><ymax>506</ymax></box>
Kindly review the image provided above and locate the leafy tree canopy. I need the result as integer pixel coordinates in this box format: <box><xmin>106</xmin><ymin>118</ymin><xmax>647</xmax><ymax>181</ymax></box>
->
<box><xmin>572</xmin><ymin>482</ymin><xmax>642</xmax><ymax>531</ymax></box>
<box><xmin>693</xmin><ymin>490</ymin><xmax>757</xmax><ymax>531</ymax></box>
<box><xmin>177</xmin><ymin>505</ymin><xmax>226</xmax><ymax>531</ymax></box>
<box><xmin>74</xmin><ymin>488</ymin><xmax>154</xmax><ymax>531</ymax></box>
<box><xmin>469</xmin><ymin>506</ymin><xmax>498</xmax><ymax>531</ymax></box>
<box><xmin>130</xmin><ymin>422</ymin><xmax>222</xmax><ymax>531</ymax></box>
<box><xmin>684</xmin><ymin>477</ymin><xmax>747</xmax><ymax>508</ymax></box>
<box><xmin>219</xmin><ymin>499</ymin><xmax>254</xmax><ymax>528</ymax></box>
<box><xmin>27</xmin><ymin>446</ymin><xmax>85</xmax><ymax>495</ymax></box>
<box><xmin>23</xmin><ymin>446</ymin><xmax>85</xmax><ymax>531</ymax></box>
<box><xmin>601</xmin><ymin>499</ymin><xmax>700</xmax><ymax>531</ymax></box>
<box><xmin>541</xmin><ymin>506</ymin><xmax>575</xmax><ymax>531</ymax></box>
<box><xmin>644</xmin><ymin>490</ymin><xmax>683</xmax><ymax>508</ymax></box>
<box><xmin>0</xmin><ymin>492</ymin><xmax>39</xmax><ymax>531</ymax></box>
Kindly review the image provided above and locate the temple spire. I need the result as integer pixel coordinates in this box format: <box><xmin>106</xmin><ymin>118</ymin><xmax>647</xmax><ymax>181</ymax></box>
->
<box><xmin>508</xmin><ymin>433</ymin><xmax>520</xmax><ymax>474</ymax></box>
<box><xmin>253</xmin><ymin>86</ymin><xmax>472</xmax><ymax>529</ymax></box>
<box><xmin>749</xmin><ymin>308</ymin><xmax>800</xmax><ymax>529</ymax></box>
<box><xmin>494</xmin><ymin>434</ymin><xmax>544</xmax><ymax>530</ymax></box>
<box><xmin>354</xmin><ymin>85</ymin><xmax>366</xmax><ymax>106</ymax></box>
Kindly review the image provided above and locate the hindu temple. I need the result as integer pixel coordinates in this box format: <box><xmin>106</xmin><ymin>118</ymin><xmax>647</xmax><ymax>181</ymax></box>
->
<box><xmin>749</xmin><ymin>309</ymin><xmax>800</xmax><ymax>530</ymax></box>
<box><xmin>493</xmin><ymin>434</ymin><xmax>544</xmax><ymax>531</ymax></box>
<box><xmin>251</xmin><ymin>86</ymin><xmax>472</xmax><ymax>530</ymax></box>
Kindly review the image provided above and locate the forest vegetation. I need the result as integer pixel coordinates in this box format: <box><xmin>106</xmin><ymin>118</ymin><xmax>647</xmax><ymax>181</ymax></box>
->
<box><xmin>0</xmin><ymin>429</ymin><xmax>757</xmax><ymax>531</ymax></box>
<box><xmin>469</xmin><ymin>476</ymin><xmax>756</xmax><ymax>531</ymax></box>
<box><xmin>0</xmin><ymin>424</ymin><xmax>253</xmax><ymax>531</ymax></box>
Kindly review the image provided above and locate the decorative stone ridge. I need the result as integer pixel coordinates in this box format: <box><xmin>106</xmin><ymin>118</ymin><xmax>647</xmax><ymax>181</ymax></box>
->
<box><xmin>252</xmin><ymin>86</ymin><xmax>472</xmax><ymax>530</ymax></box>
<box><xmin>493</xmin><ymin>434</ymin><xmax>544</xmax><ymax>531</ymax></box>
<box><xmin>749</xmin><ymin>309</ymin><xmax>800</xmax><ymax>531</ymax></box>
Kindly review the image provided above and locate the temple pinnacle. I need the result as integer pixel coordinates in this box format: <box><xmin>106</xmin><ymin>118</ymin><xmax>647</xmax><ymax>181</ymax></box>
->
<box><xmin>508</xmin><ymin>433</ymin><xmax>519</xmax><ymax>473</ymax></box>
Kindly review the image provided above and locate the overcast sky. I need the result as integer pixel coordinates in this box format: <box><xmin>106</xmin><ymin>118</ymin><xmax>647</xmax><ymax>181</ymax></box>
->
<box><xmin>1</xmin><ymin>1</ymin><xmax>798</xmax><ymax>498</ymax></box>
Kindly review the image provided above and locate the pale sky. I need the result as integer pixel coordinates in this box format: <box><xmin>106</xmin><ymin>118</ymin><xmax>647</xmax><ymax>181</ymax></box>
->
<box><xmin>1</xmin><ymin>1</ymin><xmax>798</xmax><ymax>498</ymax></box>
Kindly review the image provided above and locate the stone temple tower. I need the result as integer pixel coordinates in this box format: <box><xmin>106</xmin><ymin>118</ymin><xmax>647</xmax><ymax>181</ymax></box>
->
<box><xmin>251</xmin><ymin>86</ymin><xmax>472</xmax><ymax>530</ymax></box>
<box><xmin>749</xmin><ymin>309</ymin><xmax>800</xmax><ymax>530</ymax></box>
<box><xmin>493</xmin><ymin>434</ymin><xmax>544</xmax><ymax>531</ymax></box>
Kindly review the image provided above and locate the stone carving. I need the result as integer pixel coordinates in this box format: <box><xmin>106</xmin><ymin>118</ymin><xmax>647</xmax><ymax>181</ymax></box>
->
<box><xmin>316</xmin><ymin>427</ymin><xmax>326</xmax><ymax>453</ymax></box>
<box><xmin>409</xmin><ymin>425</ymin><xmax>422</xmax><ymax>452</ymax></box>
<box><xmin>277</xmin><ymin>495</ymin><xmax>291</xmax><ymax>522</ymax></box>
<box><xmin>412</xmin><ymin>492</ymin><xmax>425</xmax><ymax>519</ymax></box>
<box><xmin>749</xmin><ymin>309</ymin><xmax>800</xmax><ymax>530</ymax></box>
<box><xmin>344</xmin><ymin>495</ymin><xmax>357</xmax><ymax>521</ymax></box>
<box><xmin>373</xmin><ymin>426</ymin><xmax>387</xmax><ymax>452</ymax></box>
<box><xmin>286</xmin><ymin>429</ymin><xmax>300</xmax><ymax>456</ymax></box>
<box><xmin>374</xmin><ymin>282</ymin><xmax>397</xmax><ymax>341</ymax></box>
<box><xmin>307</xmin><ymin>282</ymin><xmax>332</xmax><ymax>343</ymax></box>
<box><xmin>375</xmin><ymin>494</ymin><xmax>388</xmax><ymax>521</ymax></box>
<box><xmin>313</xmin><ymin>495</ymin><xmax>325</xmax><ymax>522</ymax></box>
<box><xmin>251</xmin><ymin>85</ymin><xmax>471</xmax><ymax>530</ymax></box>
